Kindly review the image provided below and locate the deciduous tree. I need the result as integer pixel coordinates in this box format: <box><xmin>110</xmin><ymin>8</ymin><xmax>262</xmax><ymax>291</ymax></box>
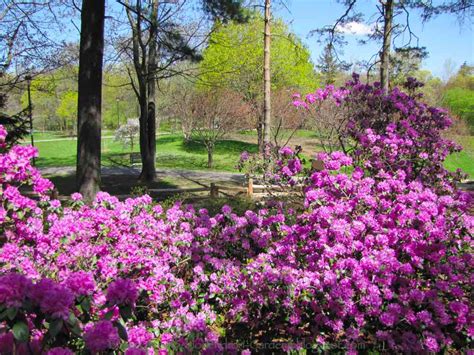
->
<box><xmin>200</xmin><ymin>15</ymin><xmax>317</xmax><ymax>150</ymax></box>
<box><xmin>189</xmin><ymin>89</ymin><xmax>253</xmax><ymax>168</ymax></box>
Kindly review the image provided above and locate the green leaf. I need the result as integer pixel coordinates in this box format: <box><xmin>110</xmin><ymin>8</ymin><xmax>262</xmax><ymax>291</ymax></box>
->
<box><xmin>6</xmin><ymin>307</ymin><xmax>18</xmax><ymax>320</ymax></box>
<box><xmin>119</xmin><ymin>305</ymin><xmax>133</xmax><ymax>321</ymax></box>
<box><xmin>81</xmin><ymin>297</ymin><xmax>91</xmax><ymax>313</ymax></box>
<box><xmin>70</xmin><ymin>322</ymin><xmax>82</xmax><ymax>337</ymax></box>
<box><xmin>48</xmin><ymin>318</ymin><xmax>63</xmax><ymax>338</ymax></box>
<box><xmin>12</xmin><ymin>322</ymin><xmax>29</xmax><ymax>342</ymax></box>
<box><xmin>104</xmin><ymin>309</ymin><xmax>114</xmax><ymax>320</ymax></box>
<box><xmin>0</xmin><ymin>309</ymin><xmax>9</xmax><ymax>320</ymax></box>
<box><xmin>68</xmin><ymin>313</ymin><xmax>78</xmax><ymax>326</ymax></box>
<box><xmin>115</xmin><ymin>321</ymin><xmax>128</xmax><ymax>341</ymax></box>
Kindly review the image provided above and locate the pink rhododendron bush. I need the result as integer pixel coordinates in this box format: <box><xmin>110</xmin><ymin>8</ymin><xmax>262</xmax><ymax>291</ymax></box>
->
<box><xmin>1</xmin><ymin>79</ymin><xmax>473</xmax><ymax>353</ymax></box>
<box><xmin>293</xmin><ymin>75</ymin><xmax>465</xmax><ymax>191</ymax></box>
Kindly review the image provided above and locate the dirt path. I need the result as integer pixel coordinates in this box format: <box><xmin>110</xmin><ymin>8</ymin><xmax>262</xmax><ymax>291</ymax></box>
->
<box><xmin>41</xmin><ymin>166</ymin><xmax>245</xmax><ymax>183</ymax></box>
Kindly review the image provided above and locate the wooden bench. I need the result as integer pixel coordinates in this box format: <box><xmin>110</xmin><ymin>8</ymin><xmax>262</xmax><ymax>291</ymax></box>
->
<box><xmin>130</xmin><ymin>152</ymin><xmax>141</xmax><ymax>166</ymax></box>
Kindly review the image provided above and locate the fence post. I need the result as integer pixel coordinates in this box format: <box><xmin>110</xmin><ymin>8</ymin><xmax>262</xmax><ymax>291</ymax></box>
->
<box><xmin>210</xmin><ymin>183</ymin><xmax>219</xmax><ymax>198</ymax></box>
<box><xmin>51</xmin><ymin>188</ymin><xmax>59</xmax><ymax>200</ymax></box>
<box><xmin>247</xmin><ymin>177</ymin><xmax>253</xmax><ymax>197</ymax></box>
<box><xmin>312</xmin><ymin>159</ymin><xmax>325</xmax><ymax>172</ymax></box>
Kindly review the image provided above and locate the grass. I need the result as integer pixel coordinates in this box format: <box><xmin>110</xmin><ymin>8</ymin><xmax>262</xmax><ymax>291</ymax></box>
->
<box><xmin>237</xmin><ymin>129</ymin><xmax>319</xmax><ymax>139</ymax></box>
<box><xmin>444</xmin><ymin>135</ymin><xmax>474</xmax><ymax>179</ymax></box>
<box><xmin>30</xmin><ymin>133</ymin><xmax>258</xmax><ymax>172</ymax></box>
<box><xmin>28</xmin><ymin>130</ymin><xmax>115</xmax><ymax>141</ymax></box>
<box><xmin>48</xmin><ymin>174</ymin><xmax>176</xmax><ymax>197</ymax></box>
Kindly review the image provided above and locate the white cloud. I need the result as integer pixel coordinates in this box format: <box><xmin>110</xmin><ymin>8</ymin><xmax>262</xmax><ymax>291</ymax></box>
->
<box><xmin>336</xmin><ymin>21</ymin><xmax>374</xmax><ymax>36</ymax></box>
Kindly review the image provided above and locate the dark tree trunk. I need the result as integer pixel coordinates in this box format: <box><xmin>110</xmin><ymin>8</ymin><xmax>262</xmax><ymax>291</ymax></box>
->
<box><xmin>140</xmin><ymin>0</ymin><xmax>158</xmax><ymax>181</ymax></box>
<box><xmin>126</xmin><ymin>0</ymin><xmax>158</xmax><ymax>182</ymax></box>
<box><xmin>140</xmin><ymin>101</ymin><xmax>156</xmax><ymax>180</ymax></box>
<box><xmin>76</xmin><ymin>0</ymin><xmax>105</xmax><ymax>203</ymax></box>
<box><xmin>380</xmin><ymin>0</ymin><xmax>393</xmax><ymax>92</ymax></box>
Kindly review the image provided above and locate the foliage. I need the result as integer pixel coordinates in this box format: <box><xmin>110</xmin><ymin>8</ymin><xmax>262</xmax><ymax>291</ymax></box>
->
<box><xmin>389</xmin><ymin>47</ymin><xmax>428</xmax><ymax>87</ymax></box>
<box><xmin>442</xmin><ymin>64</ymin><xmax>474</xmax><ymax>132</ymax></box>
<box><xmin>200</xmin><ymin>14</ymin><xmax>317</xmax><ymax>103</ymax></box>
<box><xmin>10</xmin><ymin>68</ymin><xmax>138</xmax><ymax>131</ymax></box>
<box><xmin>56</xmin><ymin>91</ymin><xmax>78</xmax><ymax>132</ymax></box>
<box><xmin>443</xmin><ymin>88</ymin><xmax>474</xmax><ymax>131</ymax></box>
<box><xmin>316</xmin><ymin>43</ymin><xmax>349</xmax><ymax>86</ymax></box>
<box><xmin>0</xmin><ymin>110</ymin><xmax>30</xmax><ymax>149</ymax></box>
<box><xmin>0</xmin><ymin>73</ymin><xmax>30</xmax><ymax>148</ymax></box>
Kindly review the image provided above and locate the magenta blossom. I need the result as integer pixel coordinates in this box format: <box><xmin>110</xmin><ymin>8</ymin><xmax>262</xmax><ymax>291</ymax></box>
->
<box><xmin>0</xmin><ymin>273</ymin><xmax>32</xmax><ymax>308</ymax></box>
<box><xmin>106</xmin><ymin>278</ymin><xmax>138</xmax><ymax>307</ymax></box>
<box><xmin>84</xmin><ymin>320</ymin><xmax>121</xmax><ymax>352</ymax></box>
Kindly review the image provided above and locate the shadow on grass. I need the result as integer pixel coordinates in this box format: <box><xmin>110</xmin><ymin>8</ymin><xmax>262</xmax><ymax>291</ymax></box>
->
<box><xmin>49</xmin><ymin>174</ymin><xmax>176</xmax><ymax>197</ymax></box>
<box><xmin>182</xmin><ymin>139</ymin><xmax>259</xmax><ymax>155</ymax></box>
<box><xmin>103</xmin><ymin>152</ymin><xmax>136</xmax><ymax>168</ymax></box>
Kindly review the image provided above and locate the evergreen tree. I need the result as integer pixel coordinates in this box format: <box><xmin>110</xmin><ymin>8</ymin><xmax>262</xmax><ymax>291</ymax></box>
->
<box><xmin>317</xmin><ymin>44</ymin><xmax>340</xmax><ymax>85</ymax></box>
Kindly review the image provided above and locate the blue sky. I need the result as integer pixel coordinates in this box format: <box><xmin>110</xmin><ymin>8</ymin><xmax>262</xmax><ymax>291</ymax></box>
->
<box><xmin>275</xmin><ymin>0</ymin><xmax>473</xmax><ymax>78</ymax></box>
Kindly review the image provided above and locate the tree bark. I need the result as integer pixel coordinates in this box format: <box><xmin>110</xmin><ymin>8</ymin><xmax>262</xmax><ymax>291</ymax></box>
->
<box><xmin>126</xmin><ymin>0</ymin><xmax>158</xmax><ymax>182</ymax></box>
<box><xmin>76</xmin><ymin>0</ymin><xmax>105</xmax><ymax>203</ymax></box>
<box><xmin>140</xmin><ymin>0</ymin><xmax>158</xmax><ymax>181</ymax></box>
<box><xmin>380</xmin><ymin>0</ymin><xmax>393</xmax><ymax>92</ymax></box>
<box><xmin>263</xmin><ymin>0</ymin><xmax>272</xmax><ymax>148</ymax></box>
<box><xmin>257</xmin><ymin>116</ymin><xmax>263</xmax><ymax>153</ymax></box>
<box><xmin>207</xmin><ymin>147</ymin><xmax>213</xmax><ymax>168</ymax></box>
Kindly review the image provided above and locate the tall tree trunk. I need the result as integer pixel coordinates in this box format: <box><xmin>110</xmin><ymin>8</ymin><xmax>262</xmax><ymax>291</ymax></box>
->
<box><xmin>76</xmin><ymin>0</ymin><xmax>105</xmax><ymax>203</ymax></box>
<box><xmin>263</xmin><ymin>0</ymin><xmax>271</xmax><ymax>148</ymax></box>
<box><xmin>380</xmin><ymin>0</ymin><xmax>393</xmax><ymax>92</ymax></box>
<box><xmin>140</xmin><ymin>0</ymin><xmax>158</xmax><ymax>181</ymax></box>
<box><xmin>127</xmin><ymin>0</ymin><xmax>158</xmax><ymax>182</ymax></box>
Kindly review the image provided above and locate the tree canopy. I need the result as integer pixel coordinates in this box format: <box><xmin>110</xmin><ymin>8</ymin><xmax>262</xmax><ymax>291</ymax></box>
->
<box><xmin>199</xmin><ymin>15</ymin><xmax>317</xmax><ymax>103</ymax></box>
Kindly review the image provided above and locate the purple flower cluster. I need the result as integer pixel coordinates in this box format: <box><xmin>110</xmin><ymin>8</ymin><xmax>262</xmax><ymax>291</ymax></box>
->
<box><xmin>29</xmin><ymin>279</ymin><xmax>74</xmax><ymax>320</ymax></box>
<box><xmin>106</xmin><ymin>278</ymin><xmax>138</xmax><ymax>306</ymax></box>
<box><xmin>64</xmin><ymin>271</ymin><xmax>96</xmax><ymax>297</ymax></box>
<box><xmin>0</xmin><ymin>273</ymin><xmax>31</xmax><ymax>307</ymax></box>
<box><xmin>84</xmin><ymin>320</ymin><xmax>121</xmax><ymax>352</ymax></box>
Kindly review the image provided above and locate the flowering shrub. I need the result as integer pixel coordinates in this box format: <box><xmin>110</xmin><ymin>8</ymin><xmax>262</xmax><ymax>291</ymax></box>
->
<box><xmin>294</xmin><ymin>75</ymin><xmax>465</xmax><ymax>190</ymax></box>
<box><xmin>238</xmin><ymin>144</ymin><xmax>304</xmax><ymax>186</ymax></box>
<box><xmin>1</xmin><ymin>108</ymin><xmax>473</xmax><ymax>355</ymax></box>
<box><xmin>115</xmin><ymin>118</ymin><xmax>139</xmax><ymax>151</ymax></box>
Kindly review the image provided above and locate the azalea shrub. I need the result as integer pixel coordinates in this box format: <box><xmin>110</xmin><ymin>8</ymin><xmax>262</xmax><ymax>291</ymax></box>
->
<box><xmin>1</xmin><ymin>74</ymin><xmax>473</xmax><ymax>355</ymax></box>
<box><xmin>294</xmin><ymin>75</ymin><xmax>465</xmax><ymax>190</ymax></box>
<box><xmin>237</xmin><ymin>144</ymin><xmax>304</xmax><ymax>186</ymax></box>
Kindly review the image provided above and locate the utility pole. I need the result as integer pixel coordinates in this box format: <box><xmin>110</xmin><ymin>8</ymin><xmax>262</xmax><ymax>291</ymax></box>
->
<box><xmin>25</xmin><ymin>75</ymin><xmax>35</xmax><ymax>166</ymax></box>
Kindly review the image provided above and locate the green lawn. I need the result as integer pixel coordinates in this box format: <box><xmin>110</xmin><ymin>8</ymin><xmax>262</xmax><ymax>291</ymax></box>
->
<box><xmin>30</xmin><ymin>133</ymin><xmax>258</xmax><ymax>172</ymax></box>
<box><xmin>28</xmin><ymin>130</ymin><xmax>115</xmax><ymax>141</ymax></box>
<box><xmin>237</xmin><ymin>129</ymin><xmax>318</xmax><ymax>139</ymax></box>
<box><xmin>444</xmin><ymin>135</ymin><xmax>474</xmax><ymax>179</ymax></box>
